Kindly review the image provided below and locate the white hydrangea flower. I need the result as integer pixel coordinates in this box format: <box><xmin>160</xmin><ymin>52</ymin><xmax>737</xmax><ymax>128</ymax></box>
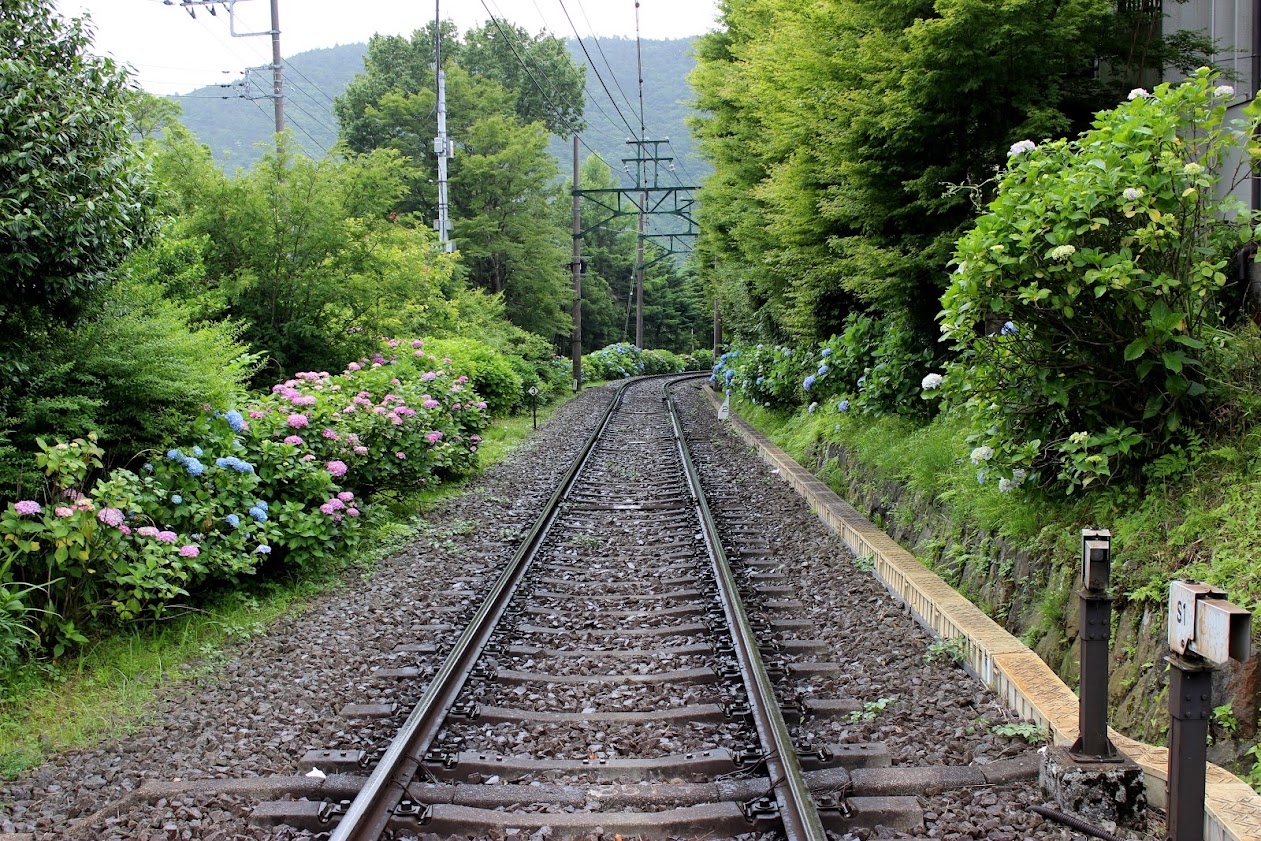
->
<box><xmin>1050</xmin><ymin>244</ymin><xmax>1077</xmax><ymax>261</ymax></box>
<box><xmin>921</xmin><ymin>373</ymin><xmax>944</xmax><ymax>390</ymax></box>
<box><xmin>1183</xmin><ymin>162</ymin><xmax>1204</xmax><ymax>176</ymax></box>
<box><xmin>1127</xmin><ymin>88</ymin><xmax>1150</xmax><ymax>101</ymax></box>
<box><xmin>1012</xmin><ymin>468</ymin><xmax>1027</xmax><ymax>483</ymax></box>
<box><xmin>1123</xmin><ymin>187</ymin><xmax>1144</xmax><ymax>201</ymax></box>
<box><xmin>970</xmin><ymin>446</ymin><xmax>995</xmax><ymax>464</ymax></box>
<box><xmin>1009</xmin><ymin>139</ymin><xmax>1037</xmax><ymax>156</ymax></box>
<box><xmin>1213</xmin><ymin>85</ymin><xmax>1235</xmax><ymax>98</ymax></box>
<box><xmin>998</xmin><ymin>478</ymin><xmax>1015</xmax><ymax>493</ymax></box>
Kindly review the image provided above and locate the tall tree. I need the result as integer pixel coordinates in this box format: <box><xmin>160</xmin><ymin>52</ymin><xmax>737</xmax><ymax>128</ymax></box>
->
<box><xmin>0</xmin><ymin>0</ymin><xmax>155</xmax><ymax>336</ymax></box>
<box><xmin>461</xmin><ymin>21</ymin><xmax>586</xmax><ymax>136</ymax></box>
<box><xmin>333</xmin><ymin>23</ymin><xmax>584</xmax><ymax>342</ymax></box>
<box><xmin>690</xmin><ymin>0</ymin><xmax>1210</xmax><ymax>349</ymax></box>
<box><xmin>160</xmin><ymin>133</ymin><xmax>460</xmax><ymax>379</ymax></box>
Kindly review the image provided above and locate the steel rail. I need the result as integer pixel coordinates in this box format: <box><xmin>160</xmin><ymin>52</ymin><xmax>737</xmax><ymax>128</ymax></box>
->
<box><xmin>328</xmin><ymin>380</ymin><xmax>633</xmax><ymax>841</ymax></box>
<box><xmin>664</xmin><ymin>377</ymin><xmax>829</xmax><ymax>841</ymax></box>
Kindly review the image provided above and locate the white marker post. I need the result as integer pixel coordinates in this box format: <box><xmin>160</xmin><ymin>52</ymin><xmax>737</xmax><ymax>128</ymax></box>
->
<box><xmin>1166</xmin><ymin>581</ymin><xmax>1252</xmax><ymax>841</ymax></box>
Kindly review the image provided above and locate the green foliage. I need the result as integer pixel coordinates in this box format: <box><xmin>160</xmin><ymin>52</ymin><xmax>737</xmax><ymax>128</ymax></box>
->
<box><xmin>712</xmin><ymin>345</ymin><xmax>810</xmax><ymax>409</ymax></box>
<box><xmin>460</xmin><ymin>21</ymin><xmax>586</xmax><ymax>136</ymax></box>
<box><xmin>940</xmin><ymin>71</ymin><xmax>1255</xmax><ymax>492</ymax></box>
<box><xmin>0</xmin><ymin>338</ymin><xmax>494</xmax><ymax>656</ymax></box>
<box><xmin>991</xmin><ymin>720</ymin><xmax>1050</xmax><ymax>744</ymax></box>
<box><xmin>0</xmin><ymin>0</ymin><xmax>156</xmax><ymax>328</ymax></box>
<box><xmin>924</xmin><ymin>636</ymin><xmax>969</xmax><ymax>666</ymax></box>
<box><xmin>0</xmin><ymin>271</ymin><xmax>254</xmax><ymax>490</ymax></box>
<box><xmin>689</xmin><ymin>0</ymin><xmax>1147</xmax><ymax>346</ymax></box>
<box><xmin>1212</xmin><ymin>703</ymin><xmax>1239</xmax><ymax>739</ymax></box>
<box><xmin>158</xmin><ymin>133</ymin><xmax>462</xmax><ymax>380</ymax></box>
<box><xmin>584</xmin><ymin>344</ymin><xmax>646</xmax><ymax>381</ymax></box>
<box><xmin>334</xmin><ymin>26</ymin><xmax>580</xmax><ymax>341</ymax></box>
<box><xmin>848</xmin><ymin>697</ymin><xmax>891</xmax><ymax>722</ymax></box>
<box><xmin>582</xmin><ymin>344</ymin><xmax>693</xmax><ymax>382</ymax></box>
<box><xmin>422</xmin><ymin>338</ymin><xmax>524</xmax><ymax>417</ymax></box>
<box><xmin>1243</xmin><ymin>743</ymin><xmax>1261</xmax><ymax>793</ymax></box>
<box><xmin>712</xmin><ymin>330</ymin><xmax>933</xmax><ymax>419</ymax></box>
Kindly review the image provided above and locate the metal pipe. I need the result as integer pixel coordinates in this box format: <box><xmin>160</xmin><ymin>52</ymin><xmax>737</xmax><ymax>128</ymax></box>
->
<box><xmin>1028</xmin><ymin>804</ymin><xmax>1124</xmax><ymax>841</ymax></box>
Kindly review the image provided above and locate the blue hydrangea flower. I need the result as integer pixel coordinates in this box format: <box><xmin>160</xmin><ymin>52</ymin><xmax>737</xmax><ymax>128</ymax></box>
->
<box><xmin>249</xmin><ymin>506</ymin><xmax>268</xmax><ymax>522</ymax></box>
<box><xmin>143</xmin><ymin>463</ymin><xmax>153</xmax><ymax>472</ymax></box>
<box><xmin>167</xmin><ymin>449</ymin><xmax>184</xmax><ymax>462</ymax></box>
<box><xmin>756</xmin><ymin>376</ymin><xmax>764</xmax><ymax>385</ymax></box>
<box><xmin>192</xmin><ymin>446</ymin><xmax>203</xmax><ymax>457</ymax></box>
<box><xmin>225</xmin><ymin>410</ymin><xmax>246</xmax><ymax>432</ymax></box>
<box><xmin>1001</xmin><ymin>321</ymin><xmax>1018</xmax><ymax>336</ymax></box>
<box><xmin>821</xmin><ymin>348</ymin><xmax>833</xmax><ymax>357</ymax></box>
<box><xmin>185</xmin><ymin>458</ymin><xmax>204</xmax><ymax>476</ymax></box>
<box><xmin>171</xmin><ymin>494</ymin><xmax>184</xmax><ymax>505</ymax></box>
<box><xmin>839</xmin><ymin>399</ymin><xmax>850</xmax><ymax>412</ymax></box>
<box><xmin>254</xmin><ymin>500</ymin><xmax>269</xmax><ymax>511</ymax></box>
<box><xmin>254</xmin><ymin>544</ymin><xmax>272</xmax><ymax>554</ymax></box>
<box><xmin>818</xmin><ymin>364</ymin><xmax>829</xmax><ymax>375</ymax></box>
<box><xmin>215</xmin><ymin>457</ymin><xmax>232</xmax><ymax>469</ymax></box>
<box><xmin>803</xmin><ymin>374</ymin><xmax>816</xmax><ymax>391</ymax></box>
<box><xmin>226</xmin><ymin>513</ymin><xmax>241</xmax><ymax>528</ymax></box>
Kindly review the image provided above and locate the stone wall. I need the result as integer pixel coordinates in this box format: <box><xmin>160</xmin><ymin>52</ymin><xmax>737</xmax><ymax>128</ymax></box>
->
<box><xmin>810</xmin><ymin>440</ymin><xmax>1259</xmax><ymax>764</ymax></box>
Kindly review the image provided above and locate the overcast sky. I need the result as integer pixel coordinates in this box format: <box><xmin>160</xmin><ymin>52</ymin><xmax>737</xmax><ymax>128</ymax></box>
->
<box><xmin>54</xmin><ymin>0</ymin><xmax>722</xmax><ymax>95</ymax></box>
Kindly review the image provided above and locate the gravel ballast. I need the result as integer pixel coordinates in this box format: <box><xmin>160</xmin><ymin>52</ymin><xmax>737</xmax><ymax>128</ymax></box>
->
<box><xmin>0</xmin><ymin>379</ymin><xmax>1157</xmax><ymax>840</ymax></box>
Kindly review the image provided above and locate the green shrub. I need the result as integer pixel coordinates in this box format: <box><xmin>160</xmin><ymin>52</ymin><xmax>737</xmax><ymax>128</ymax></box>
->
<box><xmin>940</xmin><ymin>69</ymin><xmax>1256</xmax><ymax>492</ymax></box>
<box><xmin>585</xmin><ymin>343</ymin><xmax>645</xmax><ymax>380</ymax></box>
<box><xmin>422</xmin><ymin>338</ymin><xmax>523</xmax><ymax>416</ymax></box>
<box><xmin>0</xmin><ymin>338</ymin><xmax>490</xmax><ymax>656</ymax></box>
<box><xmin>0</xmin><ymin>277</ymin><xmax>254</xmax><ymax>490</ymax></box>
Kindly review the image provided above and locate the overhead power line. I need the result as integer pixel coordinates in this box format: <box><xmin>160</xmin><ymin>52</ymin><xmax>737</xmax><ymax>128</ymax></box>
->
<box><xmin>555</xmin><ymin>0</ymin><xmax>638</xmax><ymax>139</ymax></box>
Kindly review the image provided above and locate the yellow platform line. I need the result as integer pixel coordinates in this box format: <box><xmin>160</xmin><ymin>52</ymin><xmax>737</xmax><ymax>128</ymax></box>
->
<box><xmin>703</xmin><ymin>386</ymin><xmax>1261</xmax><ymax>841</ymax></box>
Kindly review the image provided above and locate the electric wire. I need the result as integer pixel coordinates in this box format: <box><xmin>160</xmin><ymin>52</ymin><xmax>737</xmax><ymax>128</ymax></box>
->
<box><xmin>169</xmin><ymin>2</ymin><xmax>341</xmax><ymax>149</ymax></box>
<box><xmin>554</xmin><ymin>0</ymin><xmax>638</xmax><ymax>140</ymax></box>
<box><xmin>572</xmin><ymin>0</ymin><xmax>638</xmax><ymax>117</ymax></box>
<box><xmin>477</xmin><ymin>0</ymin><xmax>616</xmax><ymax>166</ymax></box>
<box><xmin>483</xmin><ymin>0</ymin><xmax>626</xmax><ymax>150</ymax></box>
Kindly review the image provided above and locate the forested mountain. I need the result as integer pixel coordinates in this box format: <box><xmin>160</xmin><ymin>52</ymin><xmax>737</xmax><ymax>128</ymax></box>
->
<box><xmin>171</xmin><ymin>36</ymin><xmax>706</xmax><ymax>184</ymax></box>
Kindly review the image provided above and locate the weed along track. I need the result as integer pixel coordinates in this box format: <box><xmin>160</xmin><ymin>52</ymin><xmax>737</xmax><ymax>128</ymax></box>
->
<box><xmin>3</xmin><ymin>380</ymin><xmax>1154</xmax><ymax>840</ymax></box>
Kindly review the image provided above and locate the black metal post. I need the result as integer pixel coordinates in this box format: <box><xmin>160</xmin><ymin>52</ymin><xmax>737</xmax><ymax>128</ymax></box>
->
<box><xmin>1167</xmin><ymin>654</ymin><xmax>1214</xmax><ymax>841</ymax></box>
<box><xmin>1072</xmin><ymin>590</ymin><xmax>1117</xmax><ymax>758</ymax></box>
<box><xmin>1072</xmin><ymin>529</ymin><xmax>1118</xmax><ymax>760</ymax></box>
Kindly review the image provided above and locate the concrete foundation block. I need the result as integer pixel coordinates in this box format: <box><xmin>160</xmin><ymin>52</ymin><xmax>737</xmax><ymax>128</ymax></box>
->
<box><xmin>1039</xmin><ymin>744</ymin><xmax>1147</xmax><ymax>830</ymax></box>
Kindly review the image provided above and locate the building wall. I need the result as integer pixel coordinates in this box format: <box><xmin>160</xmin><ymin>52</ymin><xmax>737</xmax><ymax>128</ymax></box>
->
<box><xmin>1167</xmin><ymin>0</ymin><xmax>1259</xmax><ymax>210</ymax></box>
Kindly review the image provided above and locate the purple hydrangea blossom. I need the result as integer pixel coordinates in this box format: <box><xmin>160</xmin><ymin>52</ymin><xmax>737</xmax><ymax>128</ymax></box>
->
<box><xmin>96</xmin><ymin>507</ymin><xmax>125</xmax><ymax>528</ymax></box>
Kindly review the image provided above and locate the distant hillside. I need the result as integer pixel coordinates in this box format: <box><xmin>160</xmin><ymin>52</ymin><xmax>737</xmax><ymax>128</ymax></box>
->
<box><xmin>172</xmin><ymin>42</ymin><xmax>364</xmax><ymax>171</ymax></box>
<box><xmin>170</xmin><ymin>36</ymin><xmax>708</xmax><ymax>187</ymax></box>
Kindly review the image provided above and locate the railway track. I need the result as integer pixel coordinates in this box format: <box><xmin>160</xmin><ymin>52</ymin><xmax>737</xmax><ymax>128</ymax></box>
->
<box><xmin>252</xmin><ymin>375</ymin><xmax>924</xmax><ymax>840</ymax></box>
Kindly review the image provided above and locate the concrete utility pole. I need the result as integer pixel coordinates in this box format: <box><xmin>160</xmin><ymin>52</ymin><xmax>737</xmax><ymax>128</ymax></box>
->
<box><xmin>434</xmin><ymin>1</ymin><xmax>454</xmax><ymax>251</ymax></box>
<box><xmin>268</xmin><ymin>0</ymin><xmax>283</xmax><ymax>134</ymax></box>
<box><xmin>167</xmin><ymin>0</ymin><xmax>284</xmax><ymax>137</ymax></box>
<box><xmin>571</xmin><ymin>136</ymin><xmax>583</xmax><ymax>391</ymax></box>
